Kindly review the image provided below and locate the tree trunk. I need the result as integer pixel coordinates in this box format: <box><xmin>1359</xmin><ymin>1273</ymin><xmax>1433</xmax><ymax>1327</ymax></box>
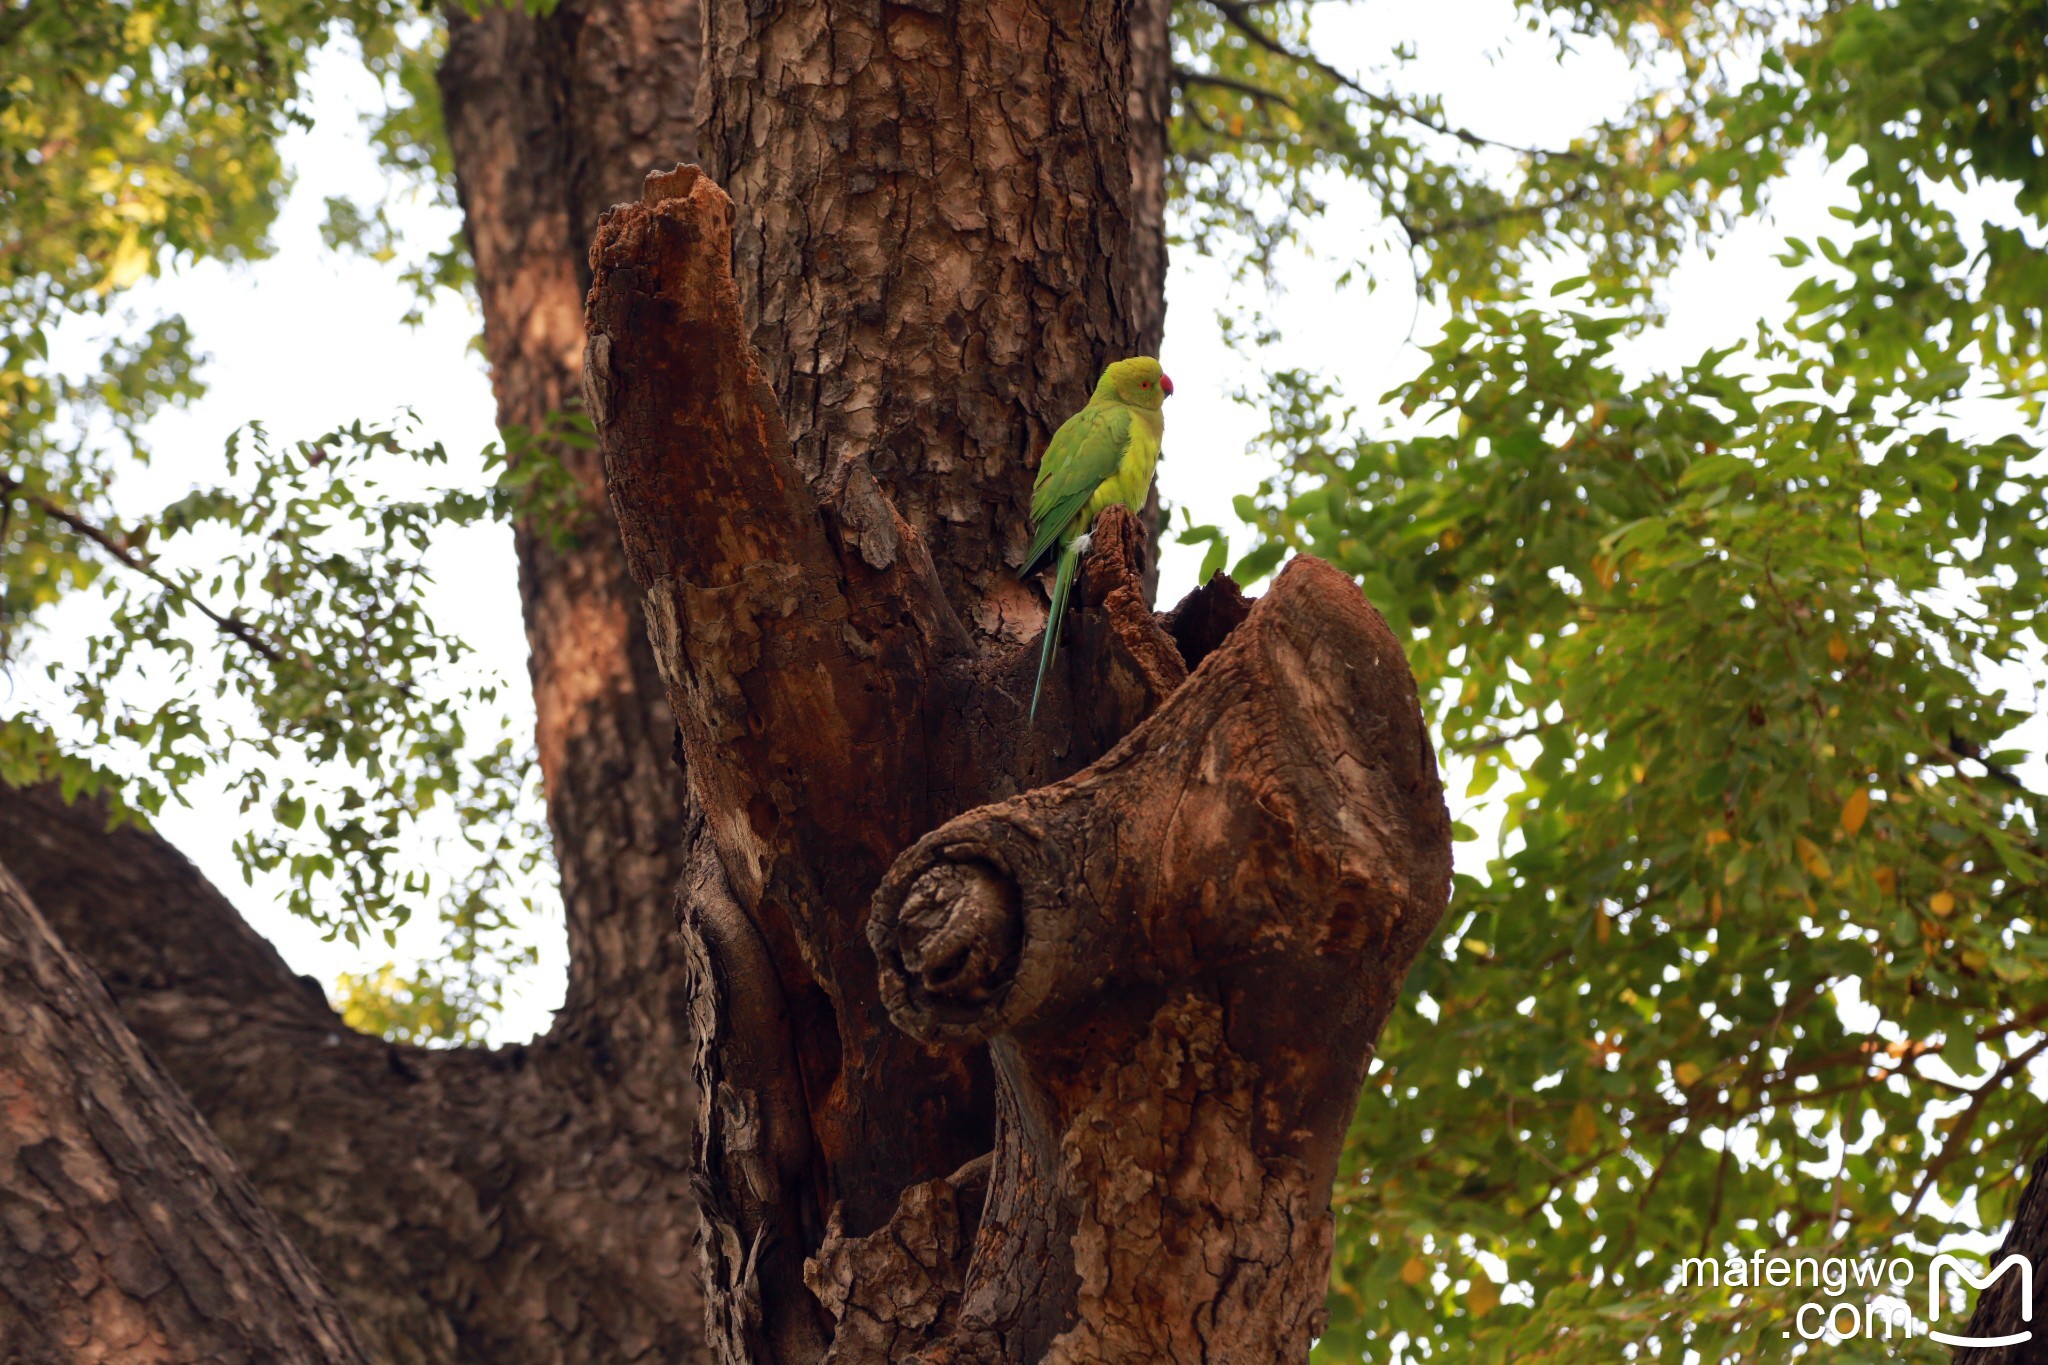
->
<box><xmin>0</xmin><ymin>784</ymin><xmax>706</xmax><ymax>1363</ymax></box>
<box><xmin>1</xmin><ymin>1</ymin><xmax>1192</xmax><ymax>1359</ymax></box>
<box><xmin>586</xmin><ymin>158</ymin><xmax>1450</xmax><ymax>1362</ymax></box>
<box><xmin>697</xmin><ymin>0</ymin><xmax>1168</xmax><ymax>631</ymax></box>
<box><xmin>0</xmin><ymin>862</ymin><xmax>368</xmax><ymax>1363</ymax></box>
<box><xmin>0</xmin><ymin>2</ymin><xmax>717</xmax><ymax>1358</ymax></box>
<box><xmin>438</xmin><ymin>0</ymin><xmax>703</xmax><ymax>1057</ymax></box>
<box><xmin>1953</xmin><ymin>1150</ymin><xmax>2047</xmax><ymax>1364</ymax></box>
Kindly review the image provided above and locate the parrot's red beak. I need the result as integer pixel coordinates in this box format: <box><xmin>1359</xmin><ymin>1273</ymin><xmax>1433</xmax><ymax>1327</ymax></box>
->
<box><xmin>1161</xmin><ymin>373</ymin><xmax>1175</xmax><ymax>397</ymax></box>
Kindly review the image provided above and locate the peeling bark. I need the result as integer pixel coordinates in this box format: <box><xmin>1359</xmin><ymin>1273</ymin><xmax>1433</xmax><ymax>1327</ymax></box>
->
<box><xmin>0</xmin><ymin>863</ymin><xmax>368</xmax><ymax>1363</ymax></box>
<box><xmin>589</xmin><ymin>165</ymin><xmax>1450</xmax><ymax>1362</ymax></box>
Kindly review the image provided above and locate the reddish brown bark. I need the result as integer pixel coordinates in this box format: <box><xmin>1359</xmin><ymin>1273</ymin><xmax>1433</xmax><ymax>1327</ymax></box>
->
<box><xmin>439</xmin><ymin>0</ymin><xmax>702</xmax><ymax>1047</ymax></box>
<box><xmin>0</xmin><ymin>784</ymin><xmax>704</xmax><ymax>1363</ymax></box>
<box><xmin>2</xmin><ymin>0</ymin><xmax>1186</xmax><ymax>1356</ymax></box>
<box><xmin>587</xmin><ymin>166</ymin><xmax>1450</xmax><ymax>1361</ymax></box>
<box><xmin>697</xmin><ymin>0</ymin><xmax>1166</xmax><ymax>632</ymax></box>
<box><xmin>0</xmin><ymin>863</ymin><xmax>368</xmax><ymax>1363</ymax></box>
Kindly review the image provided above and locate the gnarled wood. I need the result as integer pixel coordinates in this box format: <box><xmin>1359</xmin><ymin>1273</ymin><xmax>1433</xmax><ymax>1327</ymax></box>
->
<box><xmin>0</xmin><ymin>863</ymin><xmax>369</xmax><ymax>1363</ymax></box>
<box><xmin>866</xmin><ymin>556</ymin><xmax>1452</xmax><ymax>1361</ymax></box>
<box><xmin>589</xmin><ymin>161</ymin><xmax>1450</xmax><ymax>1361</ymax></box>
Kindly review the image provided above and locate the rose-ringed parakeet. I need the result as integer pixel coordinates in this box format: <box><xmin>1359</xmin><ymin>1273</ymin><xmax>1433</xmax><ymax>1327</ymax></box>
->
<box><xmin>1020</xmin><ymin>355</ymin><xmax>1173</xmax><ymax>718</ymax></box>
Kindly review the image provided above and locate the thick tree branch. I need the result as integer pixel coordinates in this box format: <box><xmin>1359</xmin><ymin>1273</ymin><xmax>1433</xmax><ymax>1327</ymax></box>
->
<box><xmin>862</xmin><ymin>555</ymin><xmax>1452</xmax><ymax>1359</ymax></box>
<box><xmin>0</xmin><ymin>861</ymin><xmax>369</xmax><ymax>1362</ymax></box>
<box><xmin>0</xmin><ymin>783</ymin><xmax>705</xmax><ymax>1362</ymax></box>
<box><xmin>587</xmin><ymin>166</ymin><xmax>998</xmax><ymax>1324</ymax></box>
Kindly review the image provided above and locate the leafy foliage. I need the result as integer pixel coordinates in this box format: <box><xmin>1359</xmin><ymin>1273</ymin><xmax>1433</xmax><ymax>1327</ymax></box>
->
<box><xmin>0</xmin><ymin>1</ymin><xmax>553</xmax><ymax>1023</ymax></box>
<box><xmin>1172</xmin><ymin>3</ymin><xmax>2047</xmax><ymax>1357</ymax></box>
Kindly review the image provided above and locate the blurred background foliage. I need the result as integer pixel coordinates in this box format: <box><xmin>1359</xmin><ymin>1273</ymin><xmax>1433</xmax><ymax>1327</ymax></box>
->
<box><xmin>2</xmin><ymin>0</ymin><xmax>2042</xmax><ymax>1357</ymax></box>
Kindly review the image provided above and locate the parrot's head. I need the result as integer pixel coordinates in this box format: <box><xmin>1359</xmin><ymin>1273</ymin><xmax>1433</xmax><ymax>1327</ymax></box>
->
<box><xmin>1097</xmin><ymin>356</ymin><xmax>1174</xmax><ymax>410</ymax></box>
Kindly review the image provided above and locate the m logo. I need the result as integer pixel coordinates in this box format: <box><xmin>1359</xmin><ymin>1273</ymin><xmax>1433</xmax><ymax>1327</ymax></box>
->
<box><xmin>1929</xmin><ymin>1253</ymin><xmax>2034</xmax><ymax>1349</ymax></box>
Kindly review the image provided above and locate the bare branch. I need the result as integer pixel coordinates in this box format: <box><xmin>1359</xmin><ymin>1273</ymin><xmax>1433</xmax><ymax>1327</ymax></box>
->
<box><xmin>1400</xmin><ymin>184</ymin><xmax>1597</xmax><ymax>243</ymax></box>
<box><xmin>5</xmin><ymin>478</ymin><xmax>286</xmax><ymax>663</ymax></box>
<box><xmin>1173</xmin><ymin>63</ymin><xmax>1299</xmax><ymax>111</ymax></box>
<box><xmin>1202</xmin><ymin>0</ymin><xmax>1586</xmax><ymax>162</ymax></box>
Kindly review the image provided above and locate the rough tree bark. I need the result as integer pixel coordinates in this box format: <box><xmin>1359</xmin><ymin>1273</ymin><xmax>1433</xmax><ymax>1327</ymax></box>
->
<box><xmin>655</xmin><ymin>4</ymin><xmax>1182</xmax><ymax>1350</ymax></box>
<box><xmin>0</xmin><ymin>2</ymin><xmax>716</xmax><ymax>1358</ymax></box>
<box><xmin>0</xmin><ymin>785</ymin><xmax>704</xmax><ymax>1364</ymax></box>
<box><xmin>0</xmin><ymin>864</ymin><xmax>368</xmax><ymax>1363</ymax></box>
<box><xmin>696</xmin><ymin>0</ymin><xmax>1169</xmax><ymax>636</ymax></box>
<box><xmin>586</xmin><ymin>163</ymin><xmax>1451</xmax><ymax>1361</ymax></box>
<box><xmin>1954</xmin><ymin>1151</ymin><xmax>2047</xmax><ymax>1365</ymax></box>
<box><xmin>1</xmin><ymin>0</ymin><xmax>1181</xmax><ymax>1358</ymax></box>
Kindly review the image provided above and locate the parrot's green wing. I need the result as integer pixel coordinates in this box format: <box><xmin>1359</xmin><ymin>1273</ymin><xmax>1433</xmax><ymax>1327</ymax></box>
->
<box><xmin>1021</xmin><ymin>402</ymin><xmax>1134</xmax><ymax>576</ymax></box>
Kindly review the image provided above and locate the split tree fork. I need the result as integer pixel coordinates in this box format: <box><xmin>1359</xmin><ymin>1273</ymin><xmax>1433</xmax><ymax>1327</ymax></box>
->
<box><xmin>586</xmin><ymin>164</ymin><xmax>1454</xmax><ymax>1361</ymax></box>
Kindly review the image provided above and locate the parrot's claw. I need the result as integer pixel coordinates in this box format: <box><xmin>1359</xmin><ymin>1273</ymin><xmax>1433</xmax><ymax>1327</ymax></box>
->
<box><xmin>1071</xmin><ymin>532</ymin><xmax>1094</xmax><ymax>557</ymax></box>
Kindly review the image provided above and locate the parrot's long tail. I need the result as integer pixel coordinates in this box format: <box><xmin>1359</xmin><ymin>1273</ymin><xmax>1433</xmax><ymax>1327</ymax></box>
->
<box><xmin>1028</xmin><ymin>541</ymin><xmax>1081</xmax><ymax>721</ymax></box>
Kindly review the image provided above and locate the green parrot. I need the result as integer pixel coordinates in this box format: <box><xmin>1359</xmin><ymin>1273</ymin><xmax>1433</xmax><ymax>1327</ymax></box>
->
<box><xmin>1020</xmin><ymin>355</ymin><xmax>1173</xmax><ymax>719</ymax></box>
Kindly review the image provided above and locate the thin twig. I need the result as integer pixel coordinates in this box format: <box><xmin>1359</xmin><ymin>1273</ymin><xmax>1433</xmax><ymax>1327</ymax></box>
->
<box><xmin>1204</xmin><ymin>0</ymin><xmax>1586</xmax><ymax>163</ymax></box>
<box><xmin>1172</xmin><ymin>65</ymin><xmax>1299</xmax><ymax>111</ymax></box>
<box><xmin>7</xmin><ymin>480</ymin><xmax>286</xmax><ymax>663</ymax></box>
<box><xmin>1400</xmin><ymin>185</ymin><xmax>1595</xmax><ymax>242</ymax></box>
<box><xmin>1459</xmin><ymin>715</ymin><xmax>1567</xmax><ymax>753</ymax></box>
<box><xmin>1906</xmin><ymin>1036</ymin><xmax>2048</xmax><ymax>1218</ymax></box>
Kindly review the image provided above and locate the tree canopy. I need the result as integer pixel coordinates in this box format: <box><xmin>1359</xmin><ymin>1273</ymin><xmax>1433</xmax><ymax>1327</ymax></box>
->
<box><xmin>4</xmin><ymin>0</ymin><xmax>2043</xmax><ymax>1358</ymax></box>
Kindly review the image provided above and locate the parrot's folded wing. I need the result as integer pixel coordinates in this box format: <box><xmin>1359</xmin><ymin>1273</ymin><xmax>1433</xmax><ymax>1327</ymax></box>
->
<box><xmin>1021</xmin><ymin>403</ymin><xmax>1132</xmax><ymax>577</ymax></box>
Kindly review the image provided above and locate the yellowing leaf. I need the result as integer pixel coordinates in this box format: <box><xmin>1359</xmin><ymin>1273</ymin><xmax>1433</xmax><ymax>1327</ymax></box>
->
<box><xmin>1794</xmin><ymin>835</ymin><xmax>1832</xmax><ymax>880</ymax></box>
<box><xmin>1875</xmin><ymin>866</ymin><xmax>1897</xmax><ymax>894</ymax></box>
<box><xmin>1704</xmin><ymin>828</ymin><xmax>1732</xmax><ymax>847</ymax></box>
<box><xmin>1469</xmin><ymin>1277</ymin><xmax>1500</xmax><ymax>1318</ymax></box>
<box><xmin>1828</xmin><ymin>632</ymin><xmax>1850</xmax><ymax>663</ymax></box>
<box><xmin>1596</xmin><ymin>905</ymin><xmax>1611</xmax><ymax>945</ymax></box>
<box><xmin>1929</xmin><ymin>891</ymin><xmax>1955</xmax><ymax>917</ymax></box>
<box><xmin>1840</xmin><ymin>787</ymin><xmax>1870</xmax><ymax>836</ymax></box>
<box><xmin>1401</xmin><ymin>1257</ymin><xmax>1429</xmax><ymax>1286</ymax></box>
<box><xmin>1675</xmin><ymin>1061</ymin><xmax>1703</xmax><ymax>1087</ymax></box>
<box><xmin>100</xmin><ymin>231</ymin><xmax>153</xmax><ymax>293</ymax></box>
<box><xmin>1568</xmin><ymin>1101</ymin><xmax>1599</xmax><ymax>1155</ymax></box>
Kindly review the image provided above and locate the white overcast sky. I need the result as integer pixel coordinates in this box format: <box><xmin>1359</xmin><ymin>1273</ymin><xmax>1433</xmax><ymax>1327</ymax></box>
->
<box><xmin>25</xmin><ymin>1</ymin><xmax>2042</xmax><ymax>1043</ymax></box>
